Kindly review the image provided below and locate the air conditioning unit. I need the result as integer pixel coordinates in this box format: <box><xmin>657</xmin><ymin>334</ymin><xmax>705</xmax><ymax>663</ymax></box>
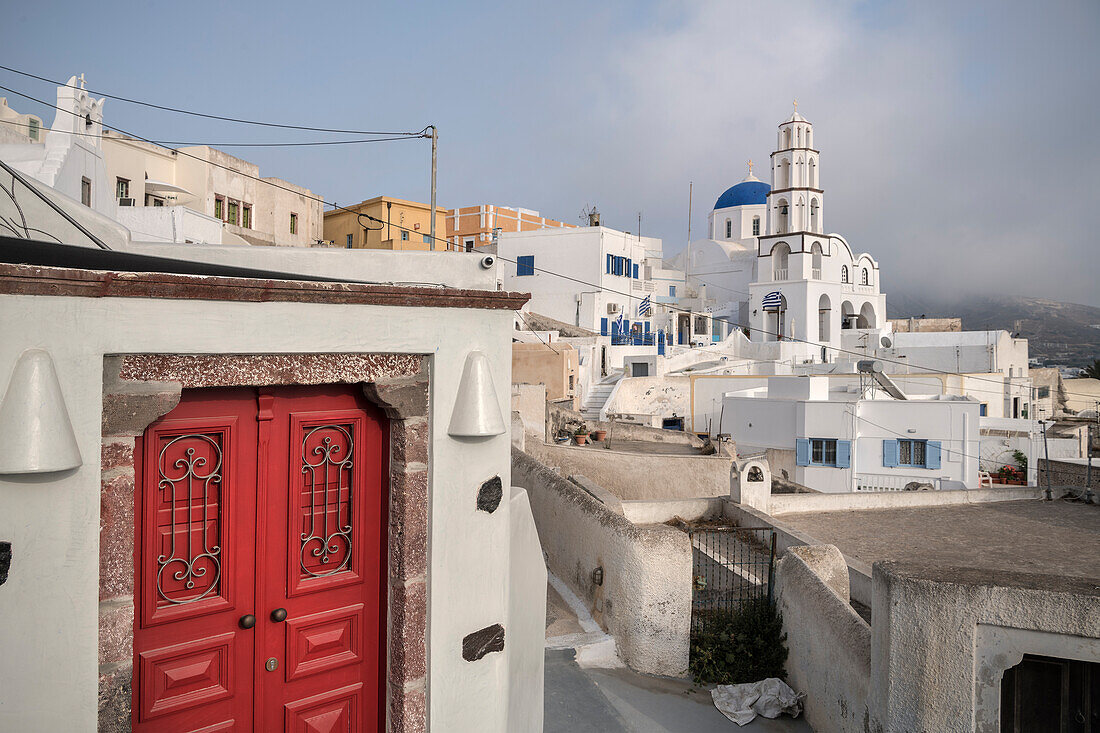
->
<box><xmin>118</xmin><ymin>198</ymin><xmax>135</xmax><ymax>207</ymax></box>
<box><xmin>607</xmin><ymin>303</ymin><xmax>622</xmax><ymax>314</ymax></box>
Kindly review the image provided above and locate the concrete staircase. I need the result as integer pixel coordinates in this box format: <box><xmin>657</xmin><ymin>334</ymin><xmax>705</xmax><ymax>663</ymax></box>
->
<box><xmin>581</xmin><ymin>373</ymin><xmax>620</xmax><ymax>420</ymax></box>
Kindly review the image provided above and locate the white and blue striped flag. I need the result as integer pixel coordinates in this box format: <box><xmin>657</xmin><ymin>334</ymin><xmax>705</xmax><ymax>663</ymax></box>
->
<box><xmin>762</xmin><ymin>290</ymin><xmax>784</xmax><ymax>310</ymax></box>
<box><xmin>638</xmin><ymin>295</ymin><xmax>652</xmax><ymax>316</ymax></box>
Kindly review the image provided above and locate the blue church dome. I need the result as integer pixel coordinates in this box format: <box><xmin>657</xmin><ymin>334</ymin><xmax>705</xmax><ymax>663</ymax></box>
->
<box><xmin>713</xmin><ymin>179</ymin><xmax>770</xmax><ymax>210</ymax></box>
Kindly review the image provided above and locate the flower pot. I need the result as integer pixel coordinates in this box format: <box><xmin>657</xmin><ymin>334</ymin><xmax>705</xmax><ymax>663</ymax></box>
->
<box><xmin>591</xmin><ymin>430</ymin><xmax>607</xmax><ymax>442</ymax></box>
<box><xmin>574</xmin><ymin>435</ymin><xmax>589</xmax><ymax>445</ymax></box>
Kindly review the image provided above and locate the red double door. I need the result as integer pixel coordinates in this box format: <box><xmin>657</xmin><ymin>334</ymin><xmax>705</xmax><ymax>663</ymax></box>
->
<box><xmin>133</xmin><ymin>386</ymin><xmax>388</xmax><ymax>732</ymax></box>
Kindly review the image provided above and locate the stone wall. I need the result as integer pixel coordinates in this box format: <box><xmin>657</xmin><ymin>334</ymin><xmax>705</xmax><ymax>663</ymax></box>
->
<box><xmin>511</xmin><ymin>447</ymin><xmax>691</xmax><ymax>676</ymax></box>
<box><xmin>1038</xmin><ymin>457</ymin><xmax>1097</xmax><ymax>490</ymax></box>
<box><xmin>888</xmin><ymin>317</ymin><xmax>962</xmax><ymax>333</ymax></box>
<box><xmin>525</xmin><ymin>441</ymin><xmax>731</xmax><ymax>501</ymax></box>
<box><xmin>546</xmin><ymin>399</ymin><xmax>703</xmax><ymax>447</ymax></box>
<box><xmin>775</xmin><ymin>546</ymin><xmax>871</xmax><ymax>733</ymax></box>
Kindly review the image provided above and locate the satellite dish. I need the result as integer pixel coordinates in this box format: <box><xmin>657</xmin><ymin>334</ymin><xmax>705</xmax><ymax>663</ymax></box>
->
<box><xmin>880</xmin><ymin>336</ymin><xmax>893</xmax><ymax>348</ymax></box>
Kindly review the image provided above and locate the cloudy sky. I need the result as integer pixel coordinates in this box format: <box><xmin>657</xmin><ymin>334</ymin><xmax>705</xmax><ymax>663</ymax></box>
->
<box><xmin>3</xmin><ymin>0</ymin><xmax>1098</xmax><ymax>306</ymax></box>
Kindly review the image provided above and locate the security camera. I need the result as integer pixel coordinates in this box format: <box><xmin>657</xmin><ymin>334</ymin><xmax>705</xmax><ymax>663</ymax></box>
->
<box><xmin>480</xmin><ymin>255</ymin><xmax>496</xmax><ymax>270</ymax></box>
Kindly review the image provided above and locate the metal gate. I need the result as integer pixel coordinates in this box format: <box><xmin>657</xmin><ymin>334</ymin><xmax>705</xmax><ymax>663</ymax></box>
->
<box><xmin>688</xmin><ymin>526</ymin><xmax>777</xmax><ymax>633</ymax></box>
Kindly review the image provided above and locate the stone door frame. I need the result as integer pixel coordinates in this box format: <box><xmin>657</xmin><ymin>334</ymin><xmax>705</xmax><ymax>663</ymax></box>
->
<box><xmin>97</xmin><ymin>353</ymin><xmax>430</xmax><ymax>733</ymax></box>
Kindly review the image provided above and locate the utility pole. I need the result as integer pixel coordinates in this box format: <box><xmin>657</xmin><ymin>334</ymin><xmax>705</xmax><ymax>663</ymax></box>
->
<box><xmin>1086</xmin><ymin>423</ymin><xmax>1094</xmax><ymax>504</ymax></box>
<box><xmin>1041</xmin><ymin>420</ymin><xmax>1052</xmax><ymax>501</ymax></box>
<box><xmin>637</xmin><ymin>211</ymin><xmax>642</xmax><ymax>241</ymax></box>
<box><xmin>429</xmin><ymin>125</ymin><xmax>438</xmax><ymax>250</ymax></box>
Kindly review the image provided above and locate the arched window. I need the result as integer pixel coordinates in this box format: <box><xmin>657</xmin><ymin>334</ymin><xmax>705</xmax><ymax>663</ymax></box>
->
<box><xmin>841</xmin><ymin>265</ymin><xmax>849</xmax><ymax>283</ymax></box>
<box><xmin>808</xmin><ymin>158</ymin><xmax>817</xmax><ymax>188</ymax></box>
<box><xmin>779</xmin><ymin>159</ymin><xmax>791</xmax><ymax>189</ymax></box>
<box><xmin>811</xmin><ymin>242</ymin><xmax>823</xmax><ymax>278</ymax></box>
<box><xmin>725</xmin><ymin>219</ymin><xmax>731</xmax><ymax>238</ymax></box>
<box><xmin>784</xmin><ymin>128</ymin><xmax>791</xmax><ymax>148</ymax></box>
<box><xmin>776</xmin><ymin>199</ymin><xmax>789</xmax><ymax>234</ymax></box>
<box><xmin>806</xmin><ymin>128</ymin><xmax>813</xmax><ymax>148</ymax></box>
<box><xmin>752</xmin><ymin>216</ymin><xmax>760</xmax><ymax>236</ymax></box>
<box><xmin>861</xmin><ymin>268</ymin><xmax>869</xmax><ymax>285</ymax></box>
<box><xmin>772</xmin><ymin>242</ymin><xmax>790</xmax><ymax>280</ymax></box>
<box><xmin>858</xmin><ymin>302</ymin><xmax>877</xmax><ymax>329</ymax></box>
<box><xmin>810</xmin><ymin>198</ymin><xmax>820</xmax><ymax>232</ymax></box>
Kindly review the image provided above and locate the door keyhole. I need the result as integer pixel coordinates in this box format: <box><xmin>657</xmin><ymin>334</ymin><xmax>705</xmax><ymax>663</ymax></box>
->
<box><xmin>265</xmin><ymin>657</ymin><xmax>278</xmax><ymax>672</ymax></box>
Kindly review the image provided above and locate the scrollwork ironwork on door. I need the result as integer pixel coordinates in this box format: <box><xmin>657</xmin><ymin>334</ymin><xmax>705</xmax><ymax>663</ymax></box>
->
<box><xmin>299</xmin><ymin>425</ymin><xmax>354</xmax><ymax>578</ymax></box>
<box><xmin>156</xmin><ymin>434</ymin><xmax>223</xmax><ymax>605</ymax></box>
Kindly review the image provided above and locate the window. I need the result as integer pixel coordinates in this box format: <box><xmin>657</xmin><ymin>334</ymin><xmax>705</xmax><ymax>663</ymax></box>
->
<box><xmin>725</xmin><ymin>219</ymin><xmax>732</xmax><ymax>238</ymax></box>
<box><xmin>632</xmin><ymin>263</ymin><xmax>639</xmax><ymax>279</ymax></box>
<box><xmin>346</xmin><ymin>233</ymin><xmax>354</xmax><ymax>247</ymax></box>
<box><xmin>242</xmin><ymin>204</ymin><xmax>251</xmax><ymax>229</ymax></box>
<box><xmin>841</xmin><ymin>266</ymin><xmax>849</xmax><ymax>283</ymax></box>
<box><xmin>227</xmin><ymin>200</ymin><xmax>239</xmax><ymax>226</ymax></box>
<box><xmin>669</xmin><ymin>286</ymin><xmax>676</xmax><ymax>297</ymax></box>
<box><xmin>752</xmin><ymin>216</ymin><xmax>760</xmax><ymax>236</ymax></box>
<box><xmin>27</xmin><ymin>118</ymin><xmax>40</xmax><ymax>141</ymax></box>
<box><xmin>214</xmin><ymin>196</ymin><xmax>224</xmax><ymax>220</ymax></box>
<box><xmin>516</xmin><ymin>255</ymin><xmax>535</xmax><ymax>276</ymax></box>
<box><xmin>80</xmin><ymin>177</ymin><xmax>91</xmax><ymax>206</ymax></box>
<box><xmin>601</xmin><ymin>318</ymin><xmax>609</xmax><ymax>336</ymax></box>
<box><xmin>568</xmin><ymin>374</ymin><xmax>574</xmax><ymax>391</ymax></box>
<box><xmin>883</xmin><ymin>439</ymin><xmax>941</xmax><ymax>469</ymax></box>
<box><xmin>423</xmin><ymin>234</ymin><xmax>432</xmax><ymax>244</ymax></box>
<box><xmin>979</xmin><ymin>403</ymin><xmax>988</xmax><ymax>416</ymax></box>
<box><xmin>465</xmin><ymin>239</ymin><xmax>474</xmax><ymax>252</ymax></box>
<box><xmin>899</xmin><ymin>439</ymin><xmax>925</xmax><ymax>467</ymax></box>
<box><xmin>152</xmin><ymin>198</ymin><xmax>164</xmax><ymax>207</ymax></box>
<box><xmin>289</xmin><ymin>212</ymin><xmax>298</xmax><ymax>234</ymax></box>
<box><xmin>861</xmin><ymin>268</ymin><xmax>869</xmax><ymax>285</ymax></box>
<box><xmin>400</xmin><ymin>230</ymin><xmax>409</xmax><ymax>241</ymax></box>
<box><xmin>115</xmin><ymin>178</ymin><xmax>129</xmax><ymax>200</ymax></box>
<box><xmin>795</xmin><ymin>438</ymin><xmax>851</xmax><ymax>468</ymax></box>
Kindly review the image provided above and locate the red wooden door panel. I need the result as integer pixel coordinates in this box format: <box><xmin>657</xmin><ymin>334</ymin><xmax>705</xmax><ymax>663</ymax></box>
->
<box><xmin>133</xmin><ymin>385</ymin><xmax>387</xmax><ymax>733</ymax></box>
<box><xmin>260</xmin><ymin>386</ymin><xmax>388</xmax><ymax>732</ymax></box>
<box><xmin>134</xmin><ymin>388</ymin><xmax>258</xmax><ymax>732</ymax></box>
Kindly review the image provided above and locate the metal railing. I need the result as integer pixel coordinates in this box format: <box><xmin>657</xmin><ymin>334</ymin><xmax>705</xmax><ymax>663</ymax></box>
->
<box><xmin>773</xmin><ymin>268</ymin><xmax>788</xmax><ymax>281</ymax></box>
<box><xmin>812</xmin><ymin>267</ymin><xmax>822</xmax><ymax>279</ymax></box>
<box><xmin>688</xmin><ymin>526</ymin><xmax>777</xmax><ymax>634</ymax></box>
<box><xmin>611</xmin><ymin>333</ymin><xmax>656</xmax><ymax>346</ymax></box>
<box><xmin>854</xmin><ymin>473</ymin><xmax>942</xmax><ymax>491</ymax></box>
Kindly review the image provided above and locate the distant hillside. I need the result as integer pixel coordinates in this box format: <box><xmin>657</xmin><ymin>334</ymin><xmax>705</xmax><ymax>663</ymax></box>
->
<box><xmin>888</xmin><ymin>293</ymin><xmax>1100</xmax><ymax>367</ymax></box>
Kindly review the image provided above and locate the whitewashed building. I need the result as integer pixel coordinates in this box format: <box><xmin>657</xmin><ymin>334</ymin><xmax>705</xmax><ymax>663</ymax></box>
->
<box><xmin>724</xmin><ymin>376</ymin><xmax>980</xmax><ymax>493</ymax></box>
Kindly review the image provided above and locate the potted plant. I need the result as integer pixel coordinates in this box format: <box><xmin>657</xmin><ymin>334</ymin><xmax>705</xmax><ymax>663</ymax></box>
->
<box><xmin>591</xmin><ymin>428</ymin><xmax>608</xmax><ymax>442</ymax></box>
<box><xmin>573</xmin><ymin>427</ymin><xmax>590</xmax><ymax>445</ymax></box>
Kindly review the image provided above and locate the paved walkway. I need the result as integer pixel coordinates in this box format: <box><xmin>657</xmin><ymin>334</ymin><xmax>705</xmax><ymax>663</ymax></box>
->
<box><xmin>545</xmin><ymin>576</ymin><xmax>813</xmax><ymax>732</ymax></box>
<box><xmin>779</xmin><ymin>498</ymin><xmax>1100</xmax><ymax>579</ymax></box>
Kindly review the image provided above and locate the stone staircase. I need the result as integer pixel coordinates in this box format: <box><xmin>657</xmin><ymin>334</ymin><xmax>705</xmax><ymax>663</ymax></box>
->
<box><xmin>581</xmin><ymin>373</ymin><xmax>620</xmax><ymax>421</ymax></box>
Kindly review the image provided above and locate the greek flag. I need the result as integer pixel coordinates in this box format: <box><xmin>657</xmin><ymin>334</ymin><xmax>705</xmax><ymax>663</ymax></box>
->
<box><xmin>762</xmin><ymin>290</ymin><xmax>783</xmax><ymax>310</ymax></box>
<box><xmin>638</xmin><ymin>295</ymin><xmax>652</xmax><ymax>316</ymax></box>
<box><xmin>616</xmin><ymin>313</ymin><xmax>624</xmax><ymax>332</ymax></box>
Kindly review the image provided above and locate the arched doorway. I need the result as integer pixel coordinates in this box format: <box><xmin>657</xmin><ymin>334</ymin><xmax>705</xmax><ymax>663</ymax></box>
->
<box><xmin>841</xmin><ymin>300</ymin><xmax>856</xmax><ymax>330</ymax></box>
<box><xmin>772</xmin><ymin>242</ymin><xmax>790</xmax><ymax>280</ymax></box>
<box><xmin>765</xmin><ymin>293</ymin><xmax>788</xmax><ymax>341</ymax></box>
<box><xmin>775</xmin><ymin>200</ymin><xmax>789</xmax><ymax>234</ymax></box>
<box><xmin>818</xmin><ymin>294</ymin><xmax>832</xmax><ymax>343</ymax></box>
<box><xmin>857</xmin><ymin>302</ymin><xmax>877</xmax><ymax>329</ymax></box>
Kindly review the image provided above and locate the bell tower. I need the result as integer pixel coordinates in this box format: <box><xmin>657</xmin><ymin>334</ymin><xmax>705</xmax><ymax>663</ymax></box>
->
<box><xmin>767</xmin><ymin>101</ymin><xmax>823</xmax><ymax>235</ymax></box>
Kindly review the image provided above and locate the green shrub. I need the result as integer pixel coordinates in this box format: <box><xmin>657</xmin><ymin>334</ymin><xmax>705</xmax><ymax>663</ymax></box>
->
<box><xmin>689</xmin><ymin>598</ymin><xmax>788</xmax><ymax>684</ymax></box>
<box><xmin>1011</xmin><ymin>449</ymin><xmax>1028</xmax><ymax>470</ymax></box>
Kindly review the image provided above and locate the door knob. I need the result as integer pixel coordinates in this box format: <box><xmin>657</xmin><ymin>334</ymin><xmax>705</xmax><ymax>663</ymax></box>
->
<box><xmin>270</xmin><ymin>608</ymin><xmax>288</xmax><ymax>623</ymax></box>
<box><xmin>239</xmin><ymin>614</ymin><xmax>256</xmax><ymax>629</ymax></box>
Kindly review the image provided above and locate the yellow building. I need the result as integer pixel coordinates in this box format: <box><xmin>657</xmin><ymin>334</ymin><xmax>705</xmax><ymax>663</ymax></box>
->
<box><xmin>324</xmin><ymin>196</ymin><xmax>448</xmax><ymax>250</ymax></box>
<box><xmin>512</xmin><ymin>342</ymin><xmax>578</xmax><ymax>410</ymax></box>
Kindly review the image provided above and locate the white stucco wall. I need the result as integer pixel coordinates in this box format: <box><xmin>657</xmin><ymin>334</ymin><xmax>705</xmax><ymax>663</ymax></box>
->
<box><xmin>0</xmin><ymin>253</ymin><xmax>541</xmax><ymax>731</ymax></box>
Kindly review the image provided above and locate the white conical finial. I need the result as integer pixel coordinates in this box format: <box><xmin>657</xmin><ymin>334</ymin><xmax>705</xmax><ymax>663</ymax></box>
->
<box><xmin>448</xmin><ymin>351</ymin><xmax>507</xmax><ymax>438</ymax></box>
<box><xmin>0</xmin><ymin>349</ymin><xmax>82</xmax><ymax>474</ymax></box>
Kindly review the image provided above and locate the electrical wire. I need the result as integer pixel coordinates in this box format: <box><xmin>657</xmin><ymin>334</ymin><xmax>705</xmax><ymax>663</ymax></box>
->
<box><xmin>0</xmin><ymin>64</ymin><xmax>426</xmax><ymax>137</ymax></box>
<box><xmin>0</xmin><ymin>118</ymin><xmax>426</xmax><ymax>147</ymax></box>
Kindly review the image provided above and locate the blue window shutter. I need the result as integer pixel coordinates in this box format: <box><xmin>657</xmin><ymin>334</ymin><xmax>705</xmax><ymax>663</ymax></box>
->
<box><xmin>601</xmin><ymin>318</ymin><xmax>608</xmax><ymax>336</ymax></box>
<box><xmin>644</xmin><ymin>321</ymin><xmax>650</xmax><ymax>332</ymax></box>
<box><xmin>926</xmin><ymin>441</ymin><xmax>942</xmax><ymax>470</ymax></box>
<box><xmin>795</xmin><ymin>439</ymin><xmax>810</xmax><ymax>467</ymax></box>
<box><xmin>670</xmin><ymin>286</ymin><xmax>676</xmax><ymax>297</ymax></box>
<box><xmin>606</xmin><ymin>254</ymin><xmax>612</xmax><ymax>273</ymax></box>
<box><xmin>633</xmin><ymin>263</ymin><xmax>639</xmax><ymax>279</ymax></box>
<box><xmin>836</xmin><ymin>440</ymin><xmax>851</xmax><ymax>468</ymax></box>
<box><xmin>882</xmin><ymin>439</ymin><xmax>898</xmax><ymax>467</ymax></box>
<box><xmin>516</xmin><ymin>255</ymin><xmax>534</xmax><ymax>276</ymax></box>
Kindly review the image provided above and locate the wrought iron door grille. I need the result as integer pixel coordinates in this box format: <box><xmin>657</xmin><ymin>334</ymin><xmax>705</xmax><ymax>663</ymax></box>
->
<box><xmin>155</xmin><ymin>433</ymin><xmax>224</xmax><ymax>605</ymax></box>
<box><xmin>298</xmin><ymin>423</ymin><xmax>355</xmax><ymax>578</ymax></box>
<box><xmin>688</xmin><ymin>526</ymin><xmax>777</xmax><ymax>634</ymax></box>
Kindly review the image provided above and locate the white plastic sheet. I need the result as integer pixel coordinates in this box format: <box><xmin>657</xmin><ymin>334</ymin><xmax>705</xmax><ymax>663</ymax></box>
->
<box><xmin>711</xmin><ymin>678</ymin><xmax>805</xmax><ymax>726</ymax></box>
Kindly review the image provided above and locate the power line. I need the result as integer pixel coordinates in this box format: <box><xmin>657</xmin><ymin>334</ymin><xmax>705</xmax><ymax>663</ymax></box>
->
<box><xmin>0</xmin><ymin>118</ymin><xmax>425</xmax><ymax>147</ymax></box>
<box><xmin>0</xmin><ymin>64</ymin><xmax>425</xmax><ymax>137</ymax></box>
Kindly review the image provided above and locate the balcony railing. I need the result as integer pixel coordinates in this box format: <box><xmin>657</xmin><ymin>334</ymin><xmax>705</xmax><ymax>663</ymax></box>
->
<box><xmin>854</xmin><ymin>474</ymin><xmax>942</xmax><ymax>492</ymax></box>
<box><xmin>773</xmin><ymin>268</ymin><xmax>788</xmax><ymax>280</ymax></box>
<box><xmin>812</xmin><ymin>267</ymin><xmax>821</xmax><ymax>279</ymax></box>
<box><xmin>611</xmin><ymin>333</ymin><xmax>656</xmax><ymax>346</ymax></box>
